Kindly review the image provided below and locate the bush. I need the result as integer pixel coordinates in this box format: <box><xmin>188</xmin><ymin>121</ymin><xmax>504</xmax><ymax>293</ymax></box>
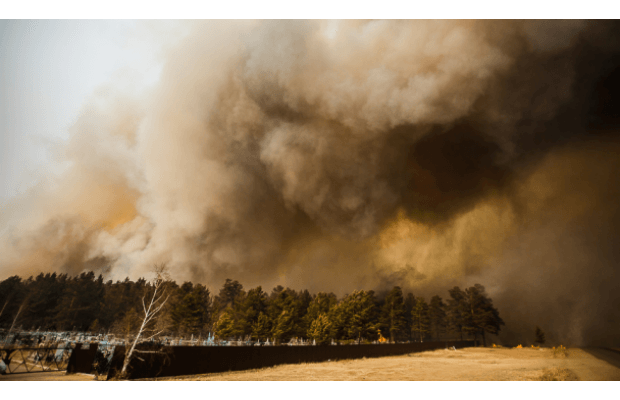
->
<box><xmin>553</xmin><ymin>345</ymin><xmax>569</xmax><ymax>358</ymax></box>
<box><xmin>539</xmin><ymin>367</ymin><xmax>577</xmax><ymax>381</ymax></box>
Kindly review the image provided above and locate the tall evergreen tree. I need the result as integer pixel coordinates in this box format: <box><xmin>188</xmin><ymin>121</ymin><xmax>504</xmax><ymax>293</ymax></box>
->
<box><xmin>216</xmin><ymin>279</ymin><xmax>244</xmax><ymax>310</ymax></box>
<box><xmin>462</xmin><ymin>284</ymin><xmax>504</xmax><ymax>346</ymax></box>
<box><xmin>403</xmin><ymin>292</ymin><xmax>416</xmax><ymax>341</ymax></box>
<box><xmin>53</xmin><ymin>272</ymin><xmax>104</xmax><ymax>331</ymax></box>
<box><xmin>115</xmin><ymin>307</ymin><xmax>141</xmax><ymax>339</ymax></box>
<box><xmin>239</xmin><ymin>286</ymin><xmax>268</xmax><ymax>336</ymax></box>
<box><xmin>305</xmin><ymin>293</ymin><xmax>337</xmax><ymax>323</ymax></box>
<box><xmin>251</xmin><ymin>312</ymin><xmax>271</xmax><ymax>341</ymax></box>
<box><xmin>411</xmin><ymin>297</ymin><xmax>430</xmax><ymax>342</ymax></box>
<box><xmin>214</xmin><ymin>308</ymin><xmax>244</xmax><ymax>339</ymax></box>
<box><xmin>267</xmin><ymin>287</ymin><xmax>303</xmax><ymax>340</ymax></box>
<box><xmin>447</xmin><ymin>286</ymin><xmax>467</xmax><ymax>340</ymax></box>
<box><xmin>22</xmin><ymin>273</ymin><xmax>60</xmax><ymax>329</ymax></box>
<box><xmin>380</xmin><ymin>286</ymin><xmax>407</xmax><ymax>342</ymax></box>
<box><xmin>0</xmin><ymin>276</ymin><xmax>26</xmax><ymax>328</ymax></box>
<box><xmin>297</xmin><ymin>289</ymin><xmax>313</xmax><ymax>335</ymax></box>
<box><xmin>171</xmin><ymin>288</ymin><xmax>208</xmax><ymax>335</ymax></box>
<box><xmin>428</xmin><ymin>295</ymin><xmax>447</xmax><ymax>341</ymax></box>
<box><xmin>332</xmin><ymin>290</ymin><xmax>379</xmax><ymax>344</ymax></box>
<box><xmin>271</xmin><ymin>309</ymin><xmax>297</xmax><ymax>344</ymax></box>
<box><xmin>535</xmin><ymin>326</ymin><xmax>546</xmax><ymax>345</ymax></box>
<box><xmin>308</xmin><ymin>314</ymin><xmax>332</xmax><ymax>345</ymax></box>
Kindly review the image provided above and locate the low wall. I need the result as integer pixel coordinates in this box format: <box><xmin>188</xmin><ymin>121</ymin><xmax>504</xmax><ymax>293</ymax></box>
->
<box><xmin>106</xmin><ymin>340</ymin><xmax>474</xmax><ymax>380</ymax></box>
<box><xmin>66</xmin><ymin>343</ymin><xmax>98</xmax><ymax>374</ymax></box>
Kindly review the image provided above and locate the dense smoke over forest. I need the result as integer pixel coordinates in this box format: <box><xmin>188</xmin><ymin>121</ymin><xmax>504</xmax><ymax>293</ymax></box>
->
<box><xmin>1</xmin><ymin>20</ymin><xmax>620</xmax><ymax>346</ymax></box>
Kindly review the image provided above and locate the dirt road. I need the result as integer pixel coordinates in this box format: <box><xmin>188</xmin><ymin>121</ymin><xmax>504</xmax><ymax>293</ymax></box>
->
<box><xmin>582</xmin><ymin>347</ymin><xmax>620</xmax><ymax>370</ymax></box>
<box><xmin>0</xmin><ymin>371</ymin><xmax>95</xmax><ymax>381</ymax></box>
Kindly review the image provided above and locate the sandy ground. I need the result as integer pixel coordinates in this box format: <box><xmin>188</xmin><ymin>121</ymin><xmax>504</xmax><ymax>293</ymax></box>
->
<box><xmin>0</xmin><ymin>371</ymin><xmax>95</xmax><ymax>381</ymax></box>
<box><xmin>2</xmin><ymin>347</ymin><xmax>619</xmax><ymax>381</ymax></box>
<box><xmin>148</xmin><ymin>347</ymin><xmax>620</xmax><ymax>381</ymax></box>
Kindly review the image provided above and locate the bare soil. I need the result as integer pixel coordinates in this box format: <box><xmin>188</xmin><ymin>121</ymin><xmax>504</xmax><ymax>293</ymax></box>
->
<box><xmin>0</xmin><ymin>371</ymin><xmax>95</xmax><ymax>381</ymax></box>
<box><xmin>147</xmin><ymin>347</ymin><xmax>620</xmax><ymax>381</ymax></box>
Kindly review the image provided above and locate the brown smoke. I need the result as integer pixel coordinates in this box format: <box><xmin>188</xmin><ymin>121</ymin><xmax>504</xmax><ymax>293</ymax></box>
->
<box><xmin>2</xmin><ymin>20</ymin><xmax>620</xmax><ymax>345</ymax></box>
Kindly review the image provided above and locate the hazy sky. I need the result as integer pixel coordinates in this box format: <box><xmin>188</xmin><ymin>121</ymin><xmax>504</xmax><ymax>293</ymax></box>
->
<box><xmin>0</xmin><ymin>20</ymin><xmax>168</xmax><ymax>201</ymax></box>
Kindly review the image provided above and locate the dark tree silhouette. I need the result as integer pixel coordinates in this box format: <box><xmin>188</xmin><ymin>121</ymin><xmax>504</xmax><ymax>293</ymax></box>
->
<box><xmin>380</xmin><ymin>286</ymin><xmax>407</xmax><ymax>342</ymax></box>
<box><xmin>447</xmin><ymin>287</ymin><xmax>467</xmax><ymax>340</ymax></box>
<box><xmin>463</xmin><ymin>284</ymin><xmax>505</xmax><ymax>346</ymax></box>
<box><xmin>411</xmin><ymin>297</ymin><xmax>430</xmax><ymax>342</ymax></box>
<box><xmin>535</xmin><ymin>326</ymin><xmax>546</xmax><ymax>345</ymax></box>
<box><xmin>429</xmin><ymin>295</ymin><xmax>447</xmax><ymax>341</ymax></box>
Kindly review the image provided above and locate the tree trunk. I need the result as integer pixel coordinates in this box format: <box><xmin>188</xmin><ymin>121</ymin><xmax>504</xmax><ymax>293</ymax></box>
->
<box><xmin>0</xmin><ymin>300</ymin><xmax>8</xmax><ymax>321</ymax></box>
<box><xmin>121</xmin><ymin>320</ymin><xmax>145</xmax><ymax>375</ymax></box>
<box><xmin>482</xmin><ymin>330</ymin><xmax>486</xmax><ymax>347</ymax></box>
<box><xmin>419</xmin><ymin>321</ymin><xmax>423</xmax><ymax>343</ymax></box>
<box><xmin>4</xmin><ymin>304</ymin><xmax>24</xmax><ymax>346</ymax></box>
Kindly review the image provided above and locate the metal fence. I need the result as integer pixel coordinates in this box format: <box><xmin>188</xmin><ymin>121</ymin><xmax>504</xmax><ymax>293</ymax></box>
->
<box><xmin>0</xmin><ymin>345</ymin><xmax>73</xmax><ymax>374</ymax></box>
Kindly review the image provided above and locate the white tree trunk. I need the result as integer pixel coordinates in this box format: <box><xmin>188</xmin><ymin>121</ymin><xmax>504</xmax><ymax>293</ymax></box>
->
<box><xmin>120</xmin><ymin>266</ymin><xmax>169</xmax><ymax>377</ymax></box>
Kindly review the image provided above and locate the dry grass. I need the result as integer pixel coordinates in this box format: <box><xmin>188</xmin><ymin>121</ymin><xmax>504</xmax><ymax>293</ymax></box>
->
<box><xmin>147</xmin><ymin>347</ymin><xmax>620</xmax><ymax>381</ymax></box>
<box><xmin>538</xmin><ymin>367</ymin><xmax>579</xmax><ymax>381</ymax></box>
<box><xmin>553</xmin><ymin>345</ymin><xmax>569</xmax><ymax>358</ymax></box>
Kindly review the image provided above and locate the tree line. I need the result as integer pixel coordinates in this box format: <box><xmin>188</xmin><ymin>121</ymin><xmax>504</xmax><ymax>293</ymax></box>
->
<box><xmin>0</xmin><ymin>271</ymin><xmax>504</xmax><ymax>346</ymax></box>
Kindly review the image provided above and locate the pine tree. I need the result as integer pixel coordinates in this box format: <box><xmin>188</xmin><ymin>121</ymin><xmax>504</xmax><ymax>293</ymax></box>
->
<box><xmin>267</xmin><ymin>287</ymin><xmax>303</xmax><ymax>339</ymax></box>
<box><xmin>403</xmin><ymin>292</ymin><xmax>416</xmax><ymax>341</ymax></box>
<box><xmin>305</xmin><ymin>293</ymin><xmax>337</xmax><ymax>323</ymax></box>
<box><xmin>462</xmin><ymin>284</ymin><xmax>505</xmax><ymax>346</ymax></box>
<box><xmin>240</xmin><ymin>286</ymin><xmax>268</xmax><ymax>336</ymax></box>
<box><xmin>171</xmin><ymin>289</ymin><xmax>205</xmax><ymax>335</ymax></box>
<box><xmin>411</xmin><ymin>297</ymin><xmax>430</xmax><ymax>342</ymax></box>
<box><xmin>216</xmin><ymin>279</ymin><xmax>244</xmax><ymax>311</ymax></box>
<box><xmin>251</xmin><ymin>312</ymin><xmax>271</xmax><ymax>341</ymax></box>
<box><xmin>381</xmin><ymin>286</ymin><xmax>407</xmax><ymax>342</ymax></box>
<box><xmin>117</xmin><ymin>308</ymin><xmax>141</xmax><ymax>339</ymax></box>
<box><xmin>308</xmin><ymin>314</ymin><xmax>332</xmax><ymax>345</ymax></box>
<box><xmin>192</xmin><ymin>284</ymin><xmax>212</xmax><ymax>334</ymax></box>
<box><xmin>297</xmin><ymin>289</ymin><xmax>313</xmax><ymax>335</ymax></box>
<box><xmin>535</xmin><ymin>326</ymin><xmax>546</xmax><ymax>345</ymax></box>
<box><xmin>447</xmin><ymin>287</ymin><xmax>466</xmax><ymax>340</ymax></box>
<box><xmin>429</xmin><ymin>295</ymin><xmax>447</xmax><ymax>341</ymax></box>
<box><xmin>21</xmin><ymin>273</ymin><xmax>60</xmax><ymax>329</ymax></box>
<box><xmin>271</xmin><ymin>309</ymin><xmax>296</xmax><ymax>344</ymax></box>
<box><xmin>54</xmin><ymin>272</ymin><xmax>105</xmax><ymax>331</ymax></box>
<box><xmin>337</xmin><ymin>290</ymin><xmax>379</xmax><ymax>344</ymax></box>
<box><xmin>0</xmin><ymin>276</ymin><xmax>26</xmax><ymax>328</ymax></box>
<box><xmin>215</xmin><ymin>309</ymin><xmax>243</xmax><ymax>339</ymax></box>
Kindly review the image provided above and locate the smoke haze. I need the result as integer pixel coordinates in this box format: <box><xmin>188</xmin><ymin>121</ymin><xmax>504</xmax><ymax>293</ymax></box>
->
<box><xmin>2</xmin><ymin>20</ymin><xmax>620</xmax><ymax>345</ymax></box>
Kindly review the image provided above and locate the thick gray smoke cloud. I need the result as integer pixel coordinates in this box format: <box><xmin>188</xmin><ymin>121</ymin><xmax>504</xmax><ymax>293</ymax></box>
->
<box><xmin>2</xmin><ymin>20</ymin><xmax>620</xmax><ymax>345</ymax></box>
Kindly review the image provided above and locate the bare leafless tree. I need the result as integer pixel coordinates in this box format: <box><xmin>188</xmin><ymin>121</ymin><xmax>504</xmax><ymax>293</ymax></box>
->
<box><xmin>121</xmin><ymin>264</ymin><xmax>170</xmax><ymax>376</ymax></box>
<box><xmin>3</xmin><ymin>302</ymin><xmax>25</xmax><ymax>346</ymax></box>
<box><xmin>0</xmin><ymin>300</ymin><xmax>8</xmax><ymax>321</ymax></box>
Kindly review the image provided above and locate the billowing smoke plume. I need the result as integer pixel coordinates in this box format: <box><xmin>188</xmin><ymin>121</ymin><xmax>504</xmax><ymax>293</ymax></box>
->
<box><xmin>2</xmin><ymin>20</ymin><xmax>620</xmax><ymax>345</ymax></box>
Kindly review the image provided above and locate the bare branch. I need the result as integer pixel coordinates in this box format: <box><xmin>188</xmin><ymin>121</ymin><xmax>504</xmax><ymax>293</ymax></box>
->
<box><xmin>141</xmin><ymin>329</ymin><xmax>167</xmax><ymax>341</ymax></box>
<box><xmin>0</xmin><ymin>300</ymin><xmax>8</xmax><ymax>320</ymax></box>
<box><xmin>120</xmin><ymin>263</ymin><xmax>170</xmax><ymax>377</ymax></box>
